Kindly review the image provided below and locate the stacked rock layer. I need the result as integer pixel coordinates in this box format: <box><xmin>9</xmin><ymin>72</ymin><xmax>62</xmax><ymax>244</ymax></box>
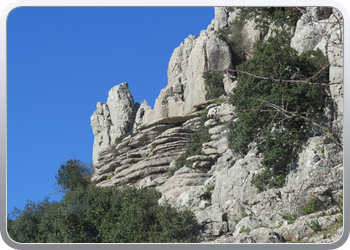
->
<box><xmin>90</xmin><ymin>7</ymin><xmax>344</xmax><ymax>243</ymax></box>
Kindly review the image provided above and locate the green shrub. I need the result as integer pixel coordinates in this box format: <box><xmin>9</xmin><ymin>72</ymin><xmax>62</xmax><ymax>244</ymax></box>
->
<box><xmin>239</xmin><ymin>226</ymin><xmax>251</xmax><ymax>234</ymax></box>
<box><xmin>180</xmin><ymin>239</ymin><xmax>192</xmax><ymax>243</ymax></box>
<box><xmin>339</xmin><ymin>212</ymin><xmax>343</xmax><ymax>225</ymax></box>
<box><xmin>202</xmin><ymin>187</ymin><xmax>214</xmax><ymax>204</ymax></box>
<box><xmin>219</xmin><ymin>7</ymin><xmax>304</xmax><ymax>62</ymax></box>
<box><xmin>241</xmin><ymin>212</ymin><xmax>248</xmax><ymax>218</ymax></box>
<box><xmin>281</xmin><ymin>213</ymin><xmax>298</xmax><ymax>224</ymax></box>
<box><xmin>8</xmin><ymin>159</ymin><xmax>198</xmax><ymax>243</ymax></box>
<box><xmin>307</xmin><ymin>220</ymin><xmax>322</xmax><ymax>232</ymax></box>
<box><xmin>226</xmin><ymin>7</ymin><xmax>303</xmax><ymax>32</ymax></box>
<box><xmin>218</xmin><ymin>24</ymin><xmax>255</xmax><ymax>61</ymax></box>
<box><xmin>317</xmin><ymin>145</ymin><xmax>324</xmax><ymax>153</ymax></box>
<box><xmin>228</xmin><ymin>30</ymin><xmax>327</xmax><ymax>192</ymax></box>
<box><xmin>7</xmin><ymin>185</ymin><xmax>197</xmax><ymax>243</ymax></box>
<box><xmin>203</xmin><ymin>71</ymin><xmax>225</xmax><ymax>100</ymax></box>
<box><xmin>300</xmin><ymin>198</ymin><xmax>321</xmax><ymax>215</ymax></box>
<box><xmin>107</xmin><ymin>172</ymin><xmax>114</xmax><ymax>180</ymax></box>
<box><xmin>55</xmin><ymin>159</ymin><xmax>93</xmax><ymax>192</ymax></box>
<box><xmin>7</xmin><ymin>198</ymin><xmax>56</xmax><ymax>243</ymax></box>
<box><xmin>338</xmin><ymin>192</ymin><xmax>343</xmax><ymax>217</ymax></box>
<box><xmin>216</xmin><ymin>98</ymin><xmax>227</xmax><ymax>105</ymax></box>
<box><xmin>206</xmin><ymin>186</ymin><xmax>214</xmax><ymax>192</ymax></box>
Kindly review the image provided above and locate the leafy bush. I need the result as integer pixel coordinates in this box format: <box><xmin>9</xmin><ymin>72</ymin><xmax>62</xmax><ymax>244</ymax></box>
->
<box><xmin>226</xmin><ymin>7</ymin><xmax>303</xmax><ymax>32</ymax></box>
<box><xmin>339</xmin><ymin>212</ymin><xmax>343</xmax><ymax>225</ymax></box>
<box><xmin>239</xmin><ymin>226</ymin><xmax>251</xmax><ymax>233</ymax></box>
<box><xmin>317</xmin><ymin>145</ymin><xmax>325</xmax><ymax>153</ymax></box>
<box><xmin>8</xmin><ymin>159</ymin><xmax>197</xmax><ymax>243</ymax></box>
<box><xmin>202</xmin><ymin>192</ymin><xmax>212</xmax><ymax>204</ymax></box>
<box><xmin>227</xmin><ymin>30</ymin><xmax>327</xmax><ymax>192</ymax></box>
<box><xmin>241</xmin><ymin>212</ymin><xmax>248</xmax><ymax>218</ymax></box>
<box><xmin>107</xmin><ymin>172</ymin><xmax>114</xmax><ymax>180</ymax></box>
<box><xmin>337</xmin><ymin>192</ymin><xmax>343</xmax><ymax>225</ymax></box>
<box><xmin>219</xmin><ymin>23</ymin><xmax>256</xmax><ymax>62</ymax></box>
<box><xmin>206</xmin><ymin>186</ymin><xmax>214</xmax><ymax>192</ymax></box>
<box><xmin>180</xmin><ymin>239</ymin><xmax>192</xmax><ymax>243</ymax></box>
<box><xmin>7</xmin><ymin>185</ymin><xmax>197</xmax><ymax>243</ymax></box>
<box><xmin>55</xmin><ymin>159</ymin><xmax>93</xmax><ymax>192</ymax></box>
<box><xmin>203</xmin><ymin>71</ymin><xmax>225</xmax><ymax>100</ymax></box>
<box><xmin>216</xmin><ymin>97</ymin><xmax>227</xmax><ymax>105</ymax></box>
<box><xmin>219</xmin><ymin>7</ymin><xmax>304</xmax><ymax>62</ymax></box>
<box><xmin>7</xmin><ymin>198</ymin><xmax>56</xmax><ymax>243</ymax></box>
<box><xmin>300</xmin><ymin>198</ymin><xmax>321</xmax><ymax>215</ymax></box>
<box><xmin>307</xmin><ymin>220</ymin><xmax>322</xmax><ymax>232</ymax></box>
<box><xmin>202</xmin><ymin>187</ymin><xmax>214</xmax><ymax>204</ymax></box>
<box><xmin>281</xmin><ymin>213</ymin><xmax>298</xmax><ymax>224</ymax></box>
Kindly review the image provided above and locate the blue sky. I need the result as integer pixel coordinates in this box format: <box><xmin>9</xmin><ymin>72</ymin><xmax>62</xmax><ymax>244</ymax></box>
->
<box><xmin>7</xmin><ymin>7</ymin><xmax>214</xmax><ymax>213</ymax></box>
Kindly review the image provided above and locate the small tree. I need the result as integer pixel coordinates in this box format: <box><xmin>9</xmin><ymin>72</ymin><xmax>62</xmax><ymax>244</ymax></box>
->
<box><xmin>227</xmin><ymin>30</ymin><xmax>328</xmax><ymax>192</ymax></box>
<box><xmin>54</xmin><ymin>159</ymin><xmax>93</xmax><ymax>193</ymax></box>
<box><xmin>7</xmin><ymin>198</ymin><xmax>56</xmax><ymax>243</ymax></box>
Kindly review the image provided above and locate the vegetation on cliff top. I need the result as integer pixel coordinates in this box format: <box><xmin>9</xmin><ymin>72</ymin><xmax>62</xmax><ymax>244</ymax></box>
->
<box><xmin>219</xmin><ymin>7</ymin><xmax>303</xmax><ymax>63</ymax></box>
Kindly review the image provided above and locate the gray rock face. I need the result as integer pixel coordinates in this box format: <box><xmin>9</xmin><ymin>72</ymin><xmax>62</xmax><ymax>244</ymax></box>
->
<box><xmin>91</xmin><ymin>82</ymin><xmax>139</xmax><ymax>165</ymax></box>
<box><xmin>290</xmin><ymin>8</ymin><xmax>344</xmax><ymax>122</ymax></box>
<box><xmin>137</xmin><ymin>26</ymin><xmax>232</xmax><ymax>127</ymax></box>
<box><xmin>90</xmin><ymin>7</ymin><xmax>343</xmax><ymax>244</ymax></box>
<box><xmin>92</xmin><ymin>121</ymin><xmax>196</xmax><ymax>187</ymax></box>
<box><xmin>134</xmin><ymin>100</ymin><xmax>153</xmax><ymax>131</ymax></box>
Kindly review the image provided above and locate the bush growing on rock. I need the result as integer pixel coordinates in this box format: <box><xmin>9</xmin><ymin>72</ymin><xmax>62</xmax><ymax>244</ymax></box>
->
<box><xmin>216</xmin><ymin>97</ymin><xmax>227</xmax><ymax>105</ymax></box>
<box><xmin>203</xmin><ymin>71</ymin><xmax>225</xmax><ymax>100</ymax></box>
<box><xmin>239</xmin><ymin>226</ymin><xmax>251</xmax><ymax>234</ymax></box>
<box><xmin>228</xmin><ymin>7</ymin><xmax>303</xmax><ymax>32</ymax></box>
<box><xmin>227</xmin><ymin>30</ymin><xmax>328</xmax><ymax>192</ymax></box>
<box><xmin>219</xmin><ymin>7</ymin><xmax>303</xmax><ymax>62</ymax></box>
<box><xmin>218</xmin><ymin>23</ymin><xmax>255</xmax><ymax>62</ymax></box>
<box><xmin>300</xmin><ymin>197</ymin><xmax>321</xmax><ymax>215</ymax></box>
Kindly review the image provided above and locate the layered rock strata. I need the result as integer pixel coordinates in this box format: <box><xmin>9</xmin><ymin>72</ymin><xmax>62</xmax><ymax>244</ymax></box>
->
<box><xmin>90</xmin><ymin>7</ymin><xmax>344</xmax><ymax>244</ymax></box>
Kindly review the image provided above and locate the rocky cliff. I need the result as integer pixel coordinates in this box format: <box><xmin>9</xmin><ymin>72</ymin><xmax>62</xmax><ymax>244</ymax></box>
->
<box><xmin>90</xmin><ymin>7</ymin><xmax>343</xmax><ymax>243</ymax></box>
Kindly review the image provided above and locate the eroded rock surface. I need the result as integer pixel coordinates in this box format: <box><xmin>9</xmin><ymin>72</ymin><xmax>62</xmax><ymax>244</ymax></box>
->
<box><xmin>91</xmin><ymin>82</ymin><xmax>139</xmax><ymax>165</ymax></box>
<box><xmin>90</xmin><ymin>7</ymin><xmax>343</xmax><ymax>244</ymax></box>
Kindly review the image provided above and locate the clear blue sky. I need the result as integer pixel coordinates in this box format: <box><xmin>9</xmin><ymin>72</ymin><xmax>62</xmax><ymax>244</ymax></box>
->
<box><xmin>7</xmin><ymin>7</ymin><xmax>214</xmax><ymax>213</ymax></box>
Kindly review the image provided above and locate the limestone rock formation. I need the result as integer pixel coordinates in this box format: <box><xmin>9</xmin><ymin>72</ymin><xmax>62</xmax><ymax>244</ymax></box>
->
<box><xmin>138</xmin><ymin>29</ymin><xmax>232</xmax><ymax>126</ymax></box>
<box><xmin>290</xmin><ymin>7</ymin><xmax>343</xmax><ymax>124</ymax></box>
<box><xmin>90</xmin><ymin>7</ymin><xmax>344</xmax><ymax>244</ymax></box>
<box><xmin>91</xmin><ymin>82</ymin><xmax>139</xmax><ymax>165</ymax></box>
